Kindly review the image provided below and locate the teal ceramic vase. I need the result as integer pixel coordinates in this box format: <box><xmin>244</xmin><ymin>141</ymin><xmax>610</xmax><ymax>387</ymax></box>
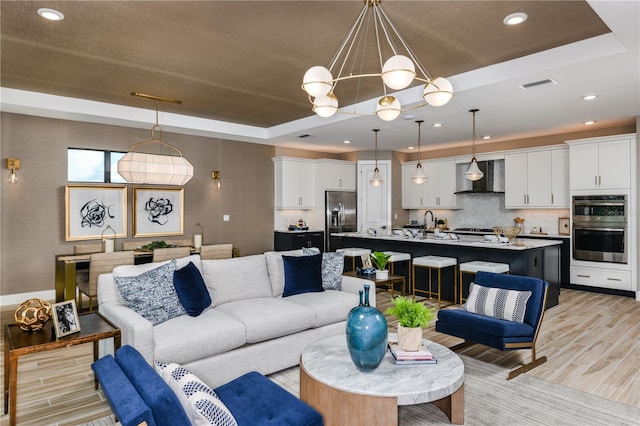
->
<box><xmin>346</xmin><ymin>284</ymin><xmax>388</xmax><ymax>372</ymax></box>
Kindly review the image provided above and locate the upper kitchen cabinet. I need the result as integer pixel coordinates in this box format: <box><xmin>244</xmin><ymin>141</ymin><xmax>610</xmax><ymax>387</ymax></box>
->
<box><xmin>316</xmin><ymin>159</ymin><xmax>356</xmax><ymax>191</ymax></box>
<box><xmin>504</xmin><ymin>148</ymin><xmax>568</xmax><ymax>208</ymax></box>
<box><xmin>273</xmin><ymin>157</ymin><xmax>316</xmax><ymax>209</ymax></box>
<box><xmin>402</xmin><ymin>160</ymin><xmax>460</xmax><ymax>209</ymax></box>
<box><xmin>567</xmin><ymin>135</ymin><xmax>632</xmax><ymax>191</ymax></box>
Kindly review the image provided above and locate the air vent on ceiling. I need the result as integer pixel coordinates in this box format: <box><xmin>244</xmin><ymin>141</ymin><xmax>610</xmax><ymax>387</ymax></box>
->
<box><xmin>298</xmin><ymin>134</ymin><xmax>312</xmax><ymax>138</ymax></box>
<box><xmin>518</xmin><ymin>78</ymin><xmax>558</xmax><ymax>91</ymax></box>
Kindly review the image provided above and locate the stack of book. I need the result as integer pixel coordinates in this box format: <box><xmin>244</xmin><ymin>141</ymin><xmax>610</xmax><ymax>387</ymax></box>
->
<box><xmin>388</xmin><ymin>342</ymin><xmax>437</xmax><ymax>364</ymax></box>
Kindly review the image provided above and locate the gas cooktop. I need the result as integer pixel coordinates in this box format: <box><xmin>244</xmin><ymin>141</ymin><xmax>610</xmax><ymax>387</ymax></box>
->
<box><xmin>454</xmin><ymin>228</ymin><xmax>495</xmax><ymax>233</ymax></box>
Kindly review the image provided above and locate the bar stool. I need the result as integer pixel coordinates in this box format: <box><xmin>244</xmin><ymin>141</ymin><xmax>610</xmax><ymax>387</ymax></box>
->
<box><xmin>458</xmin><ymin>261</ymin><xmax>510</xmax><ymax>305</ymax></box>
<box><xmin>383</xmin><ymin>251</ymin><xmax>412</xmax><ymax>296</ymax></box>
<box><xmin>412</xmin><ymin>255</ymin><xmax>457</xmax><ymax>308</ymax></box>
<box><xmin>336</xmin><ymin>248</ymin><xmax>371</xmax><ymax>272</ymax></box>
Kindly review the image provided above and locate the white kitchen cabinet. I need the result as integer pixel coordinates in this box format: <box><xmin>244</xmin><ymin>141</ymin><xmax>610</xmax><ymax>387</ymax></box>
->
<box><xmin>571</xmin><ymin>265</ymin><xmax>632</xmax><ymax>291</ymax></box>
<box><xmin>550</xmin><ymin>149</ymin><xmax>569</xmax><ymax>207</ymax></box>
<box><xmin>505</xmin><ymin>148</ymin><xmax>568</xmax><ymax>208</ymax></box>
<box><xmin>567</xmin><ymin>137</ymin><xmax>631</xmax><ymax>190</ymax></box>
<box><xmin>317</xmin><ymin>159</ymin><xmax>356</xmax><ymax>191</ymax></box>
<box><xmin>273</xmin><ymin>157</ymin><xmax>315</xmax><ymax>209</ymax></box>
<box><xmin>402</xmin><ymin>161</ymin><xmax>459</xmax><ymax>209</ymax></box>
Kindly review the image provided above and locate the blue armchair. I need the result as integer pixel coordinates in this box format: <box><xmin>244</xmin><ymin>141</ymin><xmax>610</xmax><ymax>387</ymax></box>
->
<box><xmin>435</xmin><ymin>271</ymin><xmax>548</xmax><ymax>379</ymax></box>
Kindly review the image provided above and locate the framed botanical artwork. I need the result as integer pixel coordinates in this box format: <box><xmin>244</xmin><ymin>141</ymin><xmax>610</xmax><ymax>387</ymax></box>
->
<box><xmin>65</xmin><ymin>185</ymin><xmax>127</xmax><ymax>241</ymax></box>
<box><xmin>133</xmin><ymin>187</ymin><xmax>184</xmax><ymax>237</ymax></box>
<box><xmin>52</xmin><ymin>299</ymin><xmax>81</xmax><ymax>338</ymax></box>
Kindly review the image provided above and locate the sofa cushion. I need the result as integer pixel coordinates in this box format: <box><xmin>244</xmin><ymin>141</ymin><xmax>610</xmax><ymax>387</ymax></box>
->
<box><xmin>304</xmin><ymin>248</ymin><xmax>345</xmax><ymax>290</ymax></box>
<box><xmin>214</xmin><ymin>371</ymin><xmax>323</xmax><ymax>426</ymax></box>
<box><xmin>282</xmin><ymin>253</ymin><xmax>324</xmax><ymax>297</ymax></box>
<box><xmin>216</xmin><ymin>298</ymin><xmax>315</xmax><ymax>344</ymax></box>
<box><xmin>173</xmin><ymin>261</ymin><xmax>211</xmax><ymax>316</ymax></box>
<box><xmin>284</xmin><ymin>290</ymin><xmax>358</xmax><ymax>327</ymax></box>
<box><xmin>115</xmin><ymin>345</ymin><xmax>190</xmax><ymax>426</ymax></box>
<box><xmin>464</xmin><ymin>282</ymin><xmax>532</xmax><ymax>323</ymax></box>
<box><xmin>264</xmin><ymin>249</ymin><xmax>305</xmax><ymax>297</ymax></box>
<box><xmin>154</xmin><ymin>362</ymin><xmax>238</xmax><ymax>426</ymax></box>
<box><xmin>92</xmin><ymin>354</ymin><xmax>156</xmax><ymax>426</ymax></box>
<box><xmin>153</xmin><ymin>309</ymin><xmax>247</xmax><ymax>365</ymax></box>
<box><xmin>114</xmin><ymin>254</ymin><xmax>203</xmax><ymax>277</ymax></box>
<box><xmin>202</xmin><ymin>255</ymin><xmax>273</xmax><ymax>306</ymax></box>
<box><xmin>115</xmin><ymin>260</ymin><xmax>186</xmax><ymax>325</ymax></box>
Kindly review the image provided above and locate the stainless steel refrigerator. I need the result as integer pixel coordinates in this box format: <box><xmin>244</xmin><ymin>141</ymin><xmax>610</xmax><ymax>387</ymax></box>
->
<box><xmin>325</xmin><ymin>191</ymin><xmax>357</xmax><ymax>252</ymax></box>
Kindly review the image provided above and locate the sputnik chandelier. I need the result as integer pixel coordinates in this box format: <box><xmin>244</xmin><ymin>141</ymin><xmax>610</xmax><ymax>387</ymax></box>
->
<box><xmin>301</xmin><ymin>0</ymin><xmax>454</xmax><ymax>121</ymax></box>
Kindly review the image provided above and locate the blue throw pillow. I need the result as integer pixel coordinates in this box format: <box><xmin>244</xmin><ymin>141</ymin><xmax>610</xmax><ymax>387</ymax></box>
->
<box><xmin>173</xmin><ymin>262</ymin><xmax>211</xmax><ymax>316</ymax></box>
<box><xmin>282</xmin><ymin>253</ymin><xmax>324</xmax><ymax>297</ymax></box>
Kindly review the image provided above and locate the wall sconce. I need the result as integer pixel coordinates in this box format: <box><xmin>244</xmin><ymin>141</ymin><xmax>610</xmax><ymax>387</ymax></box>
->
<box><xmin>211</xmin><ymin>171</ymin><xmax>221</xmax><ymax>190</ymax></box>
<box><xmin>6</xmin><ymin>158</ymin><xmax>20</xmax><ymax>184</ymax></box>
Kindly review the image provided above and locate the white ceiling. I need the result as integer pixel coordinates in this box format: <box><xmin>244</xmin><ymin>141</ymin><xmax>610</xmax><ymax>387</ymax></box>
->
<box><xmin>1</xmin><ymin>1</ymin><xmax>638</xmax><ymax>154</ymax></box>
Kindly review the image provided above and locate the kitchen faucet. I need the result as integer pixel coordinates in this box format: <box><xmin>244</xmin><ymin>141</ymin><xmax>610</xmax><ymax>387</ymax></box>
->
<box><xmin>423</xmin><ymin>210</ymin><xmax>434</xmax><ymax>230</ymax></box>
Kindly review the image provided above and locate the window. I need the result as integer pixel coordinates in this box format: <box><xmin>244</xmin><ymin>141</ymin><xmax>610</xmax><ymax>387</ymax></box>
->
<box><xmin>67</xmin><ymin>148</ymin><xmax>127</xmax><ymax>183</ymax></box>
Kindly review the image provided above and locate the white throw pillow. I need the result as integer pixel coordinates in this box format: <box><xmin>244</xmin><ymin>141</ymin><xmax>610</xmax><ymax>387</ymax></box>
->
<box><xmin>154</xmin><ymin>361</ymin><xmax>238</xmax><ymax>426</ymax></box>
<box><xmin>463</xmin><ymin>282</ymin><xmax>531</xmax><ymax>323</ymax></box>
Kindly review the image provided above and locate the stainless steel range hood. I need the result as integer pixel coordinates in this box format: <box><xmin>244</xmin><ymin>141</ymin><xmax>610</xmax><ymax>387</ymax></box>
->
<box><xmin>455</xmin><ymin>160</ymin><xmax>505</xmax><ymax>194</ymax></box>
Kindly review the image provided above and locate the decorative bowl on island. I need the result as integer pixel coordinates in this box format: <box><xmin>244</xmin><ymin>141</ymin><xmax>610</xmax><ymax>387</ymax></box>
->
<box><xmin>493</xmin><ymin>226</ymin><xmax>521</xmax><ymax>242</ymax></box>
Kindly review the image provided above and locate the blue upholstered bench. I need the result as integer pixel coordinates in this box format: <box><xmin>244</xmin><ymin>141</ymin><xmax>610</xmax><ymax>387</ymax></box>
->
<box><xmin>92</xmin><ymin>345</ymin><xmax>323</xmax><ymax>426</ymax></box>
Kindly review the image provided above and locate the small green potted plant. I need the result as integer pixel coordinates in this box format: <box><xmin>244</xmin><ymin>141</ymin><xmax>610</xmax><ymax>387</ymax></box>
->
<box><xmin>370</xmin><ymin>251</ymin><xmax>392</xmax><ymax>279</ymax></box>
<box><xmin>384</xmin><ymin>296</ymin><xmax>435</xmax><ymax>351</ymax></box>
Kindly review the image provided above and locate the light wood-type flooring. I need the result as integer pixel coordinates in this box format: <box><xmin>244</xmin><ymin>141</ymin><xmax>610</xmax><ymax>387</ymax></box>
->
<box><xmin>1</xmin><ymin>287</ymin><xmax>638</xmax><ymax>425</ymax></box>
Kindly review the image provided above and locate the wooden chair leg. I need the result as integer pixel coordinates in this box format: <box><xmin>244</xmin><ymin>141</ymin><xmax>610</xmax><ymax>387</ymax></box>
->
<box><xmin>449</xmin><ymin>340</ymin><xmax>475</xmax><ymax>352</ymax></box>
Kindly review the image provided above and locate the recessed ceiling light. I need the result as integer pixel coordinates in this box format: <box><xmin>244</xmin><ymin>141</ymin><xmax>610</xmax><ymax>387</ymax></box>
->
<box><xmin>582</xmin><ymin>94</ymin><xmax>598</xmax><ymax>101</ymax></box>
<box><xmin>408</xmin><ymin>146</ymin><xmax>415</xmax><ymax>150</ymax></box>
<box><xmin>37</xmin><ymin>8</ymin><xmax>64</xmax><ymax>21</ymax></box>
<box><xmin>343</xmin><ymin>140</ymin><xmax>351</xmax><ymax>144</ymax></box>
<box><xmin>432</xmin><ymin>123</ymin><xmax>442</xmax><ymax>128</ymax></box>
<box><xmin>583</xmin><ymin>120</ymin><xmax>596</xmax><ymax>125</ymax></box>
<box><xmin>402</xmin><ymin>114</ymin><xmax>416</xmax><ymax>120</ymax></box>
<box><xmin>503</xmin><ymin>12</ymin><xmax>527</xmax><ymax>26</ymax></box>
<box><xmin>482</xmin><ymin>135</ymin><xmax>491</xmax><ymax>140</ymax></box>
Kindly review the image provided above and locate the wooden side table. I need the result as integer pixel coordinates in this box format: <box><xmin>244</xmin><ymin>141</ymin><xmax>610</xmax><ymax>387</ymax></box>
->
<box><xmin>343</xmin><ymin>271</ymin><xmax>406</xmax><ymax>297</ymax></box>
<box><xmin>4</xmin><ymin>312</ymin><xmax>121</xmax><ymax>425</ymax></box>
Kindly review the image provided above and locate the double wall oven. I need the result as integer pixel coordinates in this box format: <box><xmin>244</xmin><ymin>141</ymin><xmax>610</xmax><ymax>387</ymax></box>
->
<box><xmin>572</xmin><ymin>195</ymin><xmax>627</xmax><ymax>264</ymax></box>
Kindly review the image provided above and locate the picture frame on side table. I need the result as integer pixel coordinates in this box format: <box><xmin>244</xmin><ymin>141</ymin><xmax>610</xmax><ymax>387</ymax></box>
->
<box><xmin>52</xmin><ymin>300</ymin><xmax>81</xmax><ymax>338</ymax></box>
<box><xmin>133</xmin><ymin>187</ymin><xmax>184</xmax><ymax>238</ymax></box>
<box><xmin>361</xmin><ymin>254</ymin><xmax>372</xmax><ymax>269</ymax></box>
<box><xmin>65</xmin><ymin>185</ymin><xmax>127</xmax><ymax>241</ymax></box>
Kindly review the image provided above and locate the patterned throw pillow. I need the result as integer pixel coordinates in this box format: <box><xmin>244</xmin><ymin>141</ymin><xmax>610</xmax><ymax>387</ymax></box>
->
<box><xmin>302</xmin><ymin>248</ymin><xmax>344</xmax><ymax>290</ymax></box>
<box><xmin>155</xmin><ymin>362</ymin><xmax>238</xmax><ymax>426</ymax></box>
<box><xmin>115</xmin><ymin>260</ymin><xmax>186</xmax><ymax>325</ymax></box>
<box><xmin>463</xmin><ymin>282</ymin><xmax>531</xmax><ymax>323</ymax></box>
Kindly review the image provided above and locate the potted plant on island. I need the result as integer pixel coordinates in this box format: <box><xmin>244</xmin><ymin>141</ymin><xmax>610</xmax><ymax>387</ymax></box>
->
<box><xmin>370</xmin><ymin>251</ymin><xmax>392</xmax><ymax>280</ymax></box>
<box><xmin>384</xmin><ymin>296</ymin><xmax>435</xmax><ymax>351</ymax></box>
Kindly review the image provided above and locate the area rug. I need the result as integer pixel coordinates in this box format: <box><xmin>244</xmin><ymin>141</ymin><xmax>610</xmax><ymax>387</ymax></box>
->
<box><xmin>82</xmin><ymin>355</ymin><xmax>639</xmax><ymax>426</ymax></box>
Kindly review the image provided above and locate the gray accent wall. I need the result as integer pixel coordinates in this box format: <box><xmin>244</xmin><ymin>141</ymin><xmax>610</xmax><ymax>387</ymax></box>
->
<box><xmin>0</xmin><ymin>112</ymin><xmax>275</xmax><ymax>296</ymax></box>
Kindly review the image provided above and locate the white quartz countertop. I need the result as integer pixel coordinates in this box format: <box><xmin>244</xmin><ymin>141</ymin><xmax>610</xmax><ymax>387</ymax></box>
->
<box><xmin>337</xmin><ymin>232</ymin><xmax>563</xmax><ymax>250</ymax></box>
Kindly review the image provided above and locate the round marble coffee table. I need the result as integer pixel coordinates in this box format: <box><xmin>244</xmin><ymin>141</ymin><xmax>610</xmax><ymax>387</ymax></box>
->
<box><xmin>300</xmin><ymin>333</ymin><xmax>464</xmax><ymax>426</ymax></box>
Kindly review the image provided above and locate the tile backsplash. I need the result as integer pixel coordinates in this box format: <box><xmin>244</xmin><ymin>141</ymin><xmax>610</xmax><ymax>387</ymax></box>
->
<box><xmin>409</xmin><ymin>193</ymin><xmax>570</xmax><ymax>236</ymax></box>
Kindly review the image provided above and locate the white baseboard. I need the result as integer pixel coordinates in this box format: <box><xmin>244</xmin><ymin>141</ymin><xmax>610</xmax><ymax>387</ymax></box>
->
<box><xmin>1</xmin><ymin>290</ymin><xmax>56</xmax><ymax>308</ymax></box>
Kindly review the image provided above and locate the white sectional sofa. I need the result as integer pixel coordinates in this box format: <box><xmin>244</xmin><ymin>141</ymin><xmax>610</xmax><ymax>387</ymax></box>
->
<box><xmin>98</xmin><ymin>250</ymin><xmax>375</xmax><ymax>388</ymax></box>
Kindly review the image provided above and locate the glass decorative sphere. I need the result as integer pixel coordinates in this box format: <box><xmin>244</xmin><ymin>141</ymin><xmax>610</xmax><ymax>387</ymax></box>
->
<box><xmin>423</xmin><ymin>77</ymin><xmax>454</xmax><ymax>106</ymax></box>
<box><xmin>381</xmin><ymin>55</ymin><xmax>416</xmax><ymax>90</ymax></box>
<box><xmin>302</xmin><ymin>66</ymin><xmax>333</xmax><ymax>97</ymax></box>
<box><xmin>15</xmin><ymin>298</ymin><xmax>52</xmax><ymax>332</ymax></box>
<box><xmin>313</xmin><ymin>93</ymin><xmax>339</xmax><ymax>118</ymax></box>
<box><xmin>376</xmin><ymin>96</ymin><xmax>401</xmax><ymax>121</ymax></box>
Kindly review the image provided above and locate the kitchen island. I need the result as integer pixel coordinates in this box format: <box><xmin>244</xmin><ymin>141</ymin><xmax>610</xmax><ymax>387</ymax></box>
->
<box><xmin>337</xmin><ymin>232</ymin><xmax>562</xmax><ymax>308</ymax></box>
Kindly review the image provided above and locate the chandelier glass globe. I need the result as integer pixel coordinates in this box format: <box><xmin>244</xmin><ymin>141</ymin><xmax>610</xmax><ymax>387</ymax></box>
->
<box><xmin>312</xmin><ymin>94</ymin><xmax>339</xmax><ymax>117</ymax></box>
<box><xmin>376</xmin><ymin>96</ymin><xmax>401</xmax><ymax>121</ymax></box>
<box><xmin>302</xmin><ymin>66</ymin><xmax>333</xmax><ymax>97</ymax></box>
<box><xmin>423</xmin><ymin>77</ymin><xmax>454</xmax><ymax>107</ymax></box>
<box><xmin>381</xmin><ymin>55</ymin><xmax>416</xmax><ymax>90</ymax></box>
